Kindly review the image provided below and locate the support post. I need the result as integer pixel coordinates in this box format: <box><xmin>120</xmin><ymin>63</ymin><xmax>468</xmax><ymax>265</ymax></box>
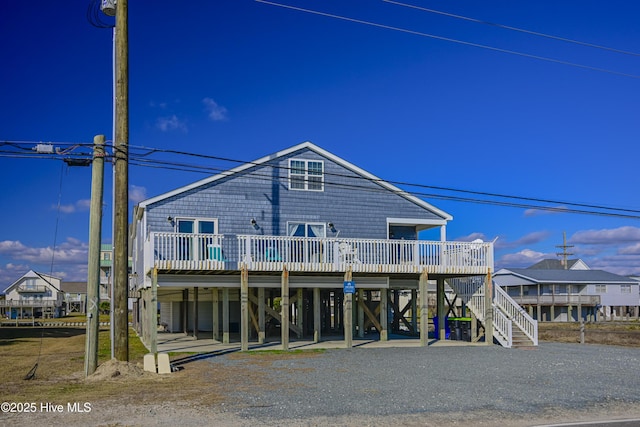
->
<box><xmin>484</xmin><ymin>269</ymin><xmax>494</xmax><ymax>345</ymax></box>
<box><xmin>419</xmin><ymin>270</ymin><xmax>429</xmax><ymax>347</ymax></box>
<box><xmin>113</xmin><ymin>0</ymin><xmax>130</xmax><ymax>363</ymax></box>
<box><xmin>240</xmin><ymin>267</ymin><xmax>249</xmax><ymax>351</ymax></box>
<box><xmin>212</xmin><ymin>288</ymin><xmax>219</xmax><ymax>341</ymax></box>
<box><xmin>437</xmin><ymin>278</ymin><xmax>445</xmax><ymax>341</ymax></box>
<box><xmin>182</xmin><ymin>289</ymin><xmax>188</xmax><ymax>334</ymax></box>
<box><xmin>85</xmin><ymin>135</ymin><xmax>105</xmax><ymax>377</ymax></box>
<box><xmin>380</xmin><ymin>288</ymin><xmax>388</xmax><ymax>341</ymax></box>
<box><xmin>193</xmin><ymin>287</ymin><xmax>198</xmax><ymax>340</ymax></box>
<box><xmin>411</xmin><ymin>289</ymin><xmax>418</xmax><ymax>334</ymax></box>
<box><xmin>281</xmin><ymin>267</ymin><xmax>290</xmax><ymax>350</ymax></box>
<box><xmin>296</xmin><ymin>287</ymin><xmax>303</xmax><ymax>339</ymax></box>
<box><xmin>313</xmin><ymin>287</ymin><xmax>321</xmax><ymax>343</ymax></box>
<box><xmin>344</xmin><ymin>267</ymin><xmax>353</xmax><ymax>348</ymax></box>
<box><xmin>150</xmin><ymin>267</ymin><xmax>157</xmax><ymax>354</ymax></box>
<box><xmin>258</xmin><ymin>287</ymin><xmax>265</xmax><ymax>344</ymax></box>
<box><xmin>222</xmin><ymin>288</ymin><xmax>229</xmax><ymax>344</ymax></box>
<box><xmin>357</xmin><ymin>289</ymin><xmax>365</xmax><ymax>338</ymax></box>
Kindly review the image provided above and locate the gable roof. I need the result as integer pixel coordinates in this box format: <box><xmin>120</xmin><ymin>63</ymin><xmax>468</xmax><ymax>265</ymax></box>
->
<box><xmin>495</xmin><ymin>268</ymin><xmax>637</xmax><ymax>285</ymax></box>
<box><xmin>137</xmin><ymin>141</ymin><xmax>452</xmax><ymax>221</ymax></box>
<box><xmin>3</xmin><ymin>270</ymin><xmax>62</xmax><ymax>294</ymax></box>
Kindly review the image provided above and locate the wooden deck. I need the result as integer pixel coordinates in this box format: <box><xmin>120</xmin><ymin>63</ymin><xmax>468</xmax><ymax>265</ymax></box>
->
<box><xmin>144</xmin><ymin>233</ymin><xmax>493</xmax><ymax>276</ymax></box>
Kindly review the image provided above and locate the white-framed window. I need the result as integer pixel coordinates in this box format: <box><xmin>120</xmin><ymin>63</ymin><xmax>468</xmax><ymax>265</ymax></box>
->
<box><xmin>595</xmin><ymin>284</ymin><xmax>607</xmax><ymax>293</ymax></box>
<box><xmin>175</xmin><ymin>218</ymin><xmax>219</xmax><ymax>261</ymax></box>
<box><xmin>287</xmin><ymin>222</ymin><xmax>326</xmax><ymax>238</ymax></box>
<box><xmin>289</xmin><ymin>159</ymin><xmax>324</xmax><ymax>191</ymax></box>
<box><xmin>621</xmin><ymin>284</ymin><xmax>631</xmax><ymax>293</ymax></box>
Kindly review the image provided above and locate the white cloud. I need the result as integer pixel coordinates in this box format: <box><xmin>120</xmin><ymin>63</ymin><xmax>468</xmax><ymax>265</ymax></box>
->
<box><xmin>0</xmin><ymin>239</ymin><xmax>89</xmax><ymax>290</ymax></box>
<box><xmin>54</xmin><ymin>199</ymin><xmax>92</xmax><ymax>214</ymax></box>
<box><xmin>455</xmin><ymin>232</ymin><xmax>488</xmax><ymax>242</ymax></box>
<box><xmin>496</xmin><ymin>249</ymin><xmax>553</xmax><ymax>269</ymax></box>
<box><xmin>570</xmin><ymin>226</ymin><xmax>640</xmax><ymax>245</ymax></box>
<box><xmin>0</xmin><ymin>238</ymin><xmax>87</xmax><ymax>265</ymax></box>
<box><xmin>203</xmin><ymin>97</ymin><xmax>228</xmax><ymax>121</ymax></box>
<box><xmin>129</xmin><ymin>185</ymin><xmax>147</xmax><ymax>203</ymax></box>
<box><xmin>618</xmin><ymin>243</ymin><xmax>640</xmax><ymax>255</ymax></box>
<box><xmin>156</xmin><ymin>115</ymin><xmax>188</xmax><ymax>132</ymax></box>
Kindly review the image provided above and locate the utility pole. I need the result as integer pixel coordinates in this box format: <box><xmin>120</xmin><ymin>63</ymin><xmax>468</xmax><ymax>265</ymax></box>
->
<box><xmin>85</xmin><ymin>135</ymin><xmax>105</xmax><ymax>377</ymax></box>
<box><xmin>113</xmin><ymin>0</ymin><xmax>129</xmax><ymax>361</ymax></box>
<box><xmin>556</xmin><ymin>231</ymin><xmax>574</xmax><ymax>270</ymax></box>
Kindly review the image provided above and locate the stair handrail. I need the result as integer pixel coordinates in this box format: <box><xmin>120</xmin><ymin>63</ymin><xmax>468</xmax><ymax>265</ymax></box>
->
<box><xmin>494</xmin><ymin>285</ymin><xmax>538</xmax><ymax>346</ymax></box>
<box><xmin>492</xmin><ymin>306</ymin><xmax>512</xmax><ymax>348</ymax></box>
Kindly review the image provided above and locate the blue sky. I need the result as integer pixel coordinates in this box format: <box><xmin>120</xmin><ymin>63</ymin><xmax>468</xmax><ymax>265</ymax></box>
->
<box><xmin>1</xmin><ymin>0</ymin><xmax>639</xmax><ymax>289</ymax></box>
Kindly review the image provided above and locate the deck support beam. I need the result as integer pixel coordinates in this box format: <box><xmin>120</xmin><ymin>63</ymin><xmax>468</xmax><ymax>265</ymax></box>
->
<box><xmin>240</xmin><ymin>267</ymin><xmax>249</xmax><ymax>351</ymax></box>
<box><xmin>281</xmin><ymin>267</ymin><xmax>290</xmax><ymax>350</ymax></box>
<box><xmin>193</xmin><ymin>287</ymin><xmax>198</xmax><ymax>340</ymax></box>
<box><xmin>313</xmin><ymin>287</ymin><xmax>321</xmax><ymax>343</ymax></box>
<box><xmin>484</xmin><ymin>268</ymin><xmax>494</xmax><ymax>345</ymax></box>
<box><xmin>344</xmin><ymin>267</ymin><xmax>353</xmax><ymax>348</ymax></box>
<box><xmin>212</xmin><ymin>288</ymin><xmax>219</xmax><ymax>341</ymax></box>
<box><xmin>437</xmin><ymin>278</ymin><xmax>445</xmax><ymax>341</ymax></box>
<box><xmin>258</xmin><ymin>287</ymin><xmax>265</xmax><ymax>344</ymax></box>
<box><xmin>380</xmin><ymin>288</ymin><xmax>388</xmax><ymax>341</ymax></box>
<box><xmin>182</xmin><ymin>289</ymin><xmax>188</xmax><ymax>335</ymax></box>
<box><xmin>357</xmin><ymin>289</ymin><xmax>365</xmax><ymax>338</ymax></box>
<box><xmin>222</xmin><ymin>288</ymin><xmax>230</xmax><ymax>344</ymax></box>
<box><xmin>296</xmin><ymin>288</ymin><xmax>303</xmax><ymax>339</ymax></box>
<box><xmin>419</xmin><ymin>269</ymin><xmax>429</xmax><ymax>347</ymax></box>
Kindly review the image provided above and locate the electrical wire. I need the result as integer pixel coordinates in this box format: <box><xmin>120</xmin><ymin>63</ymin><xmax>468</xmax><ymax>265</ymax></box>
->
<box><xmin>2</xmin><ymin>142</ymin><xmax>640</xmax><ymax>219</ymax></box>
<box><xmin>118</xmin><ymin>142</ymin><xmax>640</xmax><ymax>216</ymax></box>
<box><xmin>255</xmin><ymin>0</ymin><xmax>640</xmax><ymax>79</ymax></box>
<box><xmin>383</xmin><ymin>0</ymin><xmax>640</xmax><ymax>58</ymax></box>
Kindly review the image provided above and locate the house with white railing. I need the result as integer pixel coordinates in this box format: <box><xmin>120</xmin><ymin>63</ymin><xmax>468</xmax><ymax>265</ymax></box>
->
<box><xmin>494</xmin><ymin>261</ymin><xmax>640</xmax><ymax>322</ymax></box>
<box><xmin>130</xmin><ymin>141</ymin><xmax>536</xmax><ymax>351</ymax></box>
<box><xmin>1</xmin><ymin>270</ymin><xmax>63</xmax><ymax>320</ymax></box>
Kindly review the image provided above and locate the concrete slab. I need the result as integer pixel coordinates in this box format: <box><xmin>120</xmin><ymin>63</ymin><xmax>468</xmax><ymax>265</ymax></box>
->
<box><xmin>156</xmin><ymin>333</ymin><xmax>486</xmax><ymax>354</ymax></box>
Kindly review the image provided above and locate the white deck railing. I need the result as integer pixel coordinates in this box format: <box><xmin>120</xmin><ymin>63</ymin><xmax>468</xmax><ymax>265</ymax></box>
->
<box><xmin>237</xmin><ymin>235</ymin><xmax>493</xmax><ymax>274</ymax></box>
<box><xmin>149</xmin><ymin>232</ymin><xmax>226</xmax><ymax>271</ymax></box>
<box><xmin>495</xmin><ymin>285</ymin><xmax>538</xmax><ymax>346</ymax></box>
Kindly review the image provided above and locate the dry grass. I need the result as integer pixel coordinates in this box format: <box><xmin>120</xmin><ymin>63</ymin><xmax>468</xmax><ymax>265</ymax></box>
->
<box><xmin>538</xmin><ymin>321</ymin><xmax>640</xmax><ymax>346</ymax></box>
<box><xmin>0</xmin><ymin>326</ymin><xmax>321</xmax><ymax>409</ymax></box>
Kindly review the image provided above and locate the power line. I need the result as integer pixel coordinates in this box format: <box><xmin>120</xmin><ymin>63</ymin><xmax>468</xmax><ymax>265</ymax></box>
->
<box><xmin>121</xmin><ymin>142</ymin><xmax>640</xmax><ymax>216</ymax></box>
<box><xmin>3</xmin><ymin>141</ymin><xmax>640</xmax><ymax>219</ymax></box>
<box><xmin>383</xmin><ymin>0</ymin><xmax>640</xmax><ymax>58</ymax></box>
<box><xmin>255</xmin><ymin>0</ymin><xmax>640</xmax><ymax>79</ymax></box>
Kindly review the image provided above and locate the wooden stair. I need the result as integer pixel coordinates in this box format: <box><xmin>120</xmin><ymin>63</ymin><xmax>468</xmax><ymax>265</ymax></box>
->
<box><xmin>511</xmin><ymin>323</ymin><xmax>537</xmax><ymax>350</ymax></box>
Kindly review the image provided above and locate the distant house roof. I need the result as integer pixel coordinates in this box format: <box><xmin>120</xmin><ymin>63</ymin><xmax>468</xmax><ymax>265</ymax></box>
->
<box><xmin>495</xmin><ymin>268</ymin><xmax>637</xmax><ymax>285</ymax></box>
<box><xmin>4</xmin><ymin>270</ymin><xmax>62</xmax><ymax>294</ymax></box>
<box><xmin>61</xmin><ymin>282</ymin><xmax>87</xmax><ymax>294</ymax></box>
<box><xmin>527</xmin><ymin>259</ymin><xmax>588</xmax><ymax>270</ymax></box>
<box><xmin>136</xmin><ymin>141</ymin><xmax>453</xmax><ymax>221</ymax></box>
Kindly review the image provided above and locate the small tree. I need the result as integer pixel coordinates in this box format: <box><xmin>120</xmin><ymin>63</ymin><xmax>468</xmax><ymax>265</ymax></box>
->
<box><xmin>99</xmin><ymin>301</ymin><xmax>110</xmax><ymax>315</ymax></box>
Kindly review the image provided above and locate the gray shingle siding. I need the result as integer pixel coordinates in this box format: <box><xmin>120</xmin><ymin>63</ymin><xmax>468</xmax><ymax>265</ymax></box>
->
<box><xmin>145</xmin><ymin>147</ymin><xmax>443</xmax><ymax>243</ymax></box>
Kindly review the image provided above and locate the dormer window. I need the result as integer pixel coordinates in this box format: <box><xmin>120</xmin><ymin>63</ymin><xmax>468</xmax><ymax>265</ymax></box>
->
<box><xmin>289</xmin><ymin>159</ymin><xmax>324</xmax><ymax>191</ymax></box>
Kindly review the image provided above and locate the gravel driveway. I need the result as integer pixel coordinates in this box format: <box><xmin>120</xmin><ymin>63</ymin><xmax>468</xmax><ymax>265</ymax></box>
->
<box><xmin>206</xmin><ymin>342</ymin><xmax>640</xmax><ymax>426</ymax></box>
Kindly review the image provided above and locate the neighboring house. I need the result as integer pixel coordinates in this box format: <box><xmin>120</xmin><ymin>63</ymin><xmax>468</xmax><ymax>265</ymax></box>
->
<box><xmin>100</xmin><ymin>244</ymin><xmax>112</xmax><ymax>301</ymax></box>
<box><xmin>61</xmin><ymin>281</ymin><xmax>88</xmax><ymax>314</ymax></box>
<box><xmin>494</xmin><ymin>259</ymin><xmax>640</xmax><ymax>322</ymax></box>
<box><xmin>1</xmin><ymin>270</ymin><xmax>63</xmax><ymax>319</ymax></box>
<box><xmin>130</xmin><ymin>141</ymin><xmax>530</xmax><ymax>350</ymax></box>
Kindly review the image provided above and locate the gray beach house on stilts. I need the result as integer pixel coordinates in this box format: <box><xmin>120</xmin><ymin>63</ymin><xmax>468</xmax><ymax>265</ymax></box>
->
<box><xmin>130</xmin><ymin>141</ymin><xmax>537</xmax><ymax>351</ymax></box>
